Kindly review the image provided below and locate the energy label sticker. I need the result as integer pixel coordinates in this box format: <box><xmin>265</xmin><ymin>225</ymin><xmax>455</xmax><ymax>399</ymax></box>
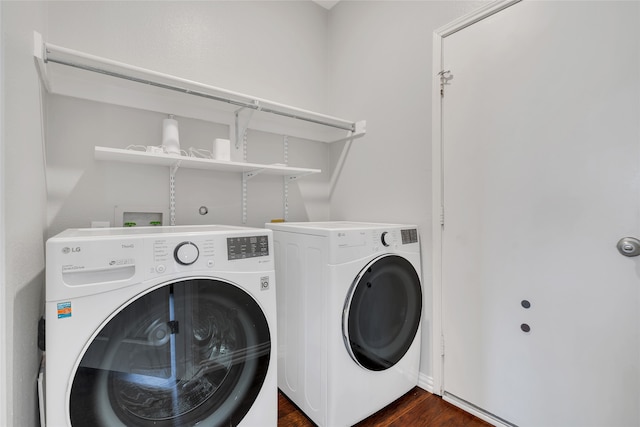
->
<box><xmin>57</xmin><ymin>302</ymin><xmax>72</xmax><ymax>319</ymax></box>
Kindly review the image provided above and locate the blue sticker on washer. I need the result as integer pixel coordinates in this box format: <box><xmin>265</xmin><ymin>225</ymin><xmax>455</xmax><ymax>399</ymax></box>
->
<box><xmin>57</xmin><ymin>302</ymin><xmax>72</xmax><ymax>319</ymax></box>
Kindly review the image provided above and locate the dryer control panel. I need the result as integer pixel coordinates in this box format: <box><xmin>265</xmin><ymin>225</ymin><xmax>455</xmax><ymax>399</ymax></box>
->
<box><xmin>400</xmin><ymin>228</ymin><xmax>419</xmax><ymax>244</ymax></box>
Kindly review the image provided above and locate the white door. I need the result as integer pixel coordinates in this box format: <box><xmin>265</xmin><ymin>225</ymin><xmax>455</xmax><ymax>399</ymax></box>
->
<box><xmin>439</xmin><ymin>1</ymin><xmax>640</xmax><ymax>426</ymax></box>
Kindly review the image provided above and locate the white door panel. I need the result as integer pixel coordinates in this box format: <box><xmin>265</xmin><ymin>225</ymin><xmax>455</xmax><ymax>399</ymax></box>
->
<box><xmin>441</xmin><ymin>1</ymin><xmax>640</xmax><ymax>426</ymax></box>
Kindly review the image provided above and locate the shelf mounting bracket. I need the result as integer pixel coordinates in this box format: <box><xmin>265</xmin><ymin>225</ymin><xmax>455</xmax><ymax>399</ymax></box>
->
<box><xmin>283</xmin><ymin>135</ymin><xmax>289</xmax><ymax>221</ymax></box>
<box><xmin>242</xmin><ymin>168</ymin><xmax>265</xmax><ymax>224</ymax></box>
<box><xmin>234</xmin><ymin>104</ymin><xmax>258</xmax><ymax>150</ymax></box>
<box><xmin>243</xmin><ymin>169</ymin><xmax>264</xmax><ymax>181</ymax></box>
<box><xmin>169</xmin><ymin>161</ymin><xmax>181</xmax><ymax>226</ymax></box>
<box><xmin>329</xmin><ymin>120</ymin><xmax>367</xmax><ymax>197</ymax></box>
<box><xmin>33</xmin><ymin>32</ymin><xmax>51</xmax><ymax>92</ymax></box>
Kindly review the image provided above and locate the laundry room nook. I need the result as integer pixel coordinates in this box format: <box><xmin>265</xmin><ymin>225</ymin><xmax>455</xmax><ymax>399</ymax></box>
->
<box><xmin>2</xmin><ymin>1</ymin><xmax>640</xmax><ymax>427</ymax></box>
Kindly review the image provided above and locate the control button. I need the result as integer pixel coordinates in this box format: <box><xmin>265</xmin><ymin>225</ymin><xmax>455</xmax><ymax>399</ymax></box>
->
<box><xmin>174</xmin><ymin>242</ymin><xmax>199</xmax><ymax>265</ymax></box>
<box><xmin>207</xmin><ymin>259</ymin><xmax>214</xmax><ymax>268</ymax></box>
<box><xmin>156</xmin><ymin>264</ymin><xmax>166</xmax><ymax>273</ymax></box>
<box><xmin>381</xmin><ymin>231</ymin><xmax>394</xmax><ymax>247</ymax></box>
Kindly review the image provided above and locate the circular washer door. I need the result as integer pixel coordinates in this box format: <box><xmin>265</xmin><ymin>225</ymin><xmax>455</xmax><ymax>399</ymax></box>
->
<box><xmin>69</xmin><ymin>278</ymin><xmax>271</xmax><ymax>426</ymax></box>
<box><xmin>343</xmin><ymin>254</ymin><xmax>422</xmax><ymax>371</ymax></box>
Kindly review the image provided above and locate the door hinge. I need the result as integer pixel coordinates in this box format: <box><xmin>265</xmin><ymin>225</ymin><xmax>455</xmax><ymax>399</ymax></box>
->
<box><xmin>438</xmin><ymin>70</ymin><xmax>452</xmax><ymax>97</ymax></box>
<box><xmin>38</xmin><ymin>316</ymin><xmax>45</xmax><ymax>352</ymax></box>
<box><xmin>440</xmin><ymin>334</ymin><xmax>445</xmax><ymax>357</ymax></box>
<box><xmin>440</xmin><ymin>205</ymin><xmax>445</xmax><ymax>226</ymax></box>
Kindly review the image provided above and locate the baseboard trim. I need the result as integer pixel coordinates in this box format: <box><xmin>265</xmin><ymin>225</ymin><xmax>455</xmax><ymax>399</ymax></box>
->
<box><xmin>443</xmin><ymin>393</ymin><xmax>514</xmax><ymax>427</ymax></box>
<box><xmin>417</xmin><ymin>375</ymin><xmax>513</xmax><ymax>426</ymax></box>
<box><xmin>417</xmin><ymin>373</ymin><xmax>434</xmax><ymax>394</ymax></box>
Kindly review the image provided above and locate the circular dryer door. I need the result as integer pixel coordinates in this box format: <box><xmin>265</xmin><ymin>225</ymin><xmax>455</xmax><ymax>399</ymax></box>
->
<box><xmin>69</xmin><ymin>278</ymin><xmax>271</xmax><ymax>427</ymax></box>
<box><xmin>343</xmin><ymin>254</ymin><xmax>422</xmax><ymax>371</ymax></box>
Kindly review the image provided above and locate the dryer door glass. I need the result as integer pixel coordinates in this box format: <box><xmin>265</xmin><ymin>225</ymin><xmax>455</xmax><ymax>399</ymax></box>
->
<box><xmin>343</xmin><ymin>254</ymin><xmax>422</xmax><ymax>371</ymax></box>
<box><xmin>69</xmin><ymin>278</ymin><xmax>271</xmax><ymax>426</ymax></box>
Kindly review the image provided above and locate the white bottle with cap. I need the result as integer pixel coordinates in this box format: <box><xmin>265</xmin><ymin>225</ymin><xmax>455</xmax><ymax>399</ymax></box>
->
<box><xmin>162</xmin><ymin>114</ymin><xmax>180</xmax><ymax>155</ymax></box>
<box><xmin>213</xmin><ymin>138</ymin><xmax>231</xmax><ymax>161</ymax></box>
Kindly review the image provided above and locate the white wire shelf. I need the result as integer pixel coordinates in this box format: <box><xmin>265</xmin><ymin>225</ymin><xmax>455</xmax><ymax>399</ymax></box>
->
<box><xmin>34</xmin><ymin>32</ymin><xmax>366</xmax><ymax>144</ymax></box>
<box><xmin>95</xmin><ymin>146</ymin><xmax>321</xmax><ymax>178</ymax></box>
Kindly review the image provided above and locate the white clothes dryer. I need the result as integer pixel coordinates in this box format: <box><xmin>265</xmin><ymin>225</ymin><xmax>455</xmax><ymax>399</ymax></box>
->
<box><xmin>266</xmin><ymin>221</ymin><xmax>423</xmax><ymax>427</ymax></box>
<box><xmin>45</xmin><ymin>225</ymin><xmax>277</xmax><ymax>427</ymax></box>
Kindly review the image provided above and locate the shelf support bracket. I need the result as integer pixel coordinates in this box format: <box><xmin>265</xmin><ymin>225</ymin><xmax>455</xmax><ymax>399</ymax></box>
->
<box><xmin>169</xmin><ymin>162</ymin><xmax>180</xmax><ymax>226</ymax></box>
<box><xmin>329</xmin><ymin>120</ymin><xmax>366</xmax><ymax>197</ymax></box>
<box><xmin>243</xmin><ymin>169</ymin><xmax>264</xmax><ymax>181</ymax></box>
<box><xmin>283</xmin><ymin>172</ymin><xmax>313</xmax><ymax>221</ymax></box>
<box><xmin>234</xmin><ymin>103</ymin><xmax>258</xmax><ymax>150</ymax></box>
<box><xmin>33</xmin><ymin>32</ymin><xmax>51</xmax><ymax>92</ymax></box>
<box><xmin>241</xmin><ymin>168</ymin><xmax>265</xmax><ymax>224</ymax></box>
<box><xmin>328</xmin><ymin>120</ymin><xmax>367</xmax><ymax>145</ymax></box>
<box><xmin>283</xmin><ymin>135</ymin><xmax>289</xmax><ymax>221</ymax></box>
<box><xmin>284</xmin><ymin>173</ymin><xmax>307</xmax><ymax>182</ymax></box>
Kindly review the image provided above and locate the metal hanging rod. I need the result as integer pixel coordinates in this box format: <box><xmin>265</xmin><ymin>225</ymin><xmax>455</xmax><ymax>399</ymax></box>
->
<box><xmin>47</xmin><ymin>57</ymin><xmax>355</xmax><ymax>132</ymax></box>
<box><xmin>46</xmin><ymin>57</ymin><xmax>253</xmax><ymax>108</ymax></box>
<box><xmin>42</xmin><ymin>42</ymin><xmax>357</xmax><ymax>133</ymax></box>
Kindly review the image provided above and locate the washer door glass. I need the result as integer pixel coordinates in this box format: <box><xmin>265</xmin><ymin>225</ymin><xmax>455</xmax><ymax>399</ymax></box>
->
<box><xmin>343</xmin><ymin>254</ymin><xmax>422</xmax><ymax>371</ymax></box>
<box><xmin>69</xmin><ymin>278</ymin><xmax>271</xmax><ymax>426</ymax></box>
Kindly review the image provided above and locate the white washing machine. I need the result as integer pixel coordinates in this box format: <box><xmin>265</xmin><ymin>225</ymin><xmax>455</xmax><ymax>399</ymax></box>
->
<box><xmin>266</xmin><ymin>221</ymin><xmax>423</xmax><ymax>426</ymax></box>
<box><xmin>45</xmin><ymin>225</ymin><xmax>277</xmax><ymax>427</ymax></box>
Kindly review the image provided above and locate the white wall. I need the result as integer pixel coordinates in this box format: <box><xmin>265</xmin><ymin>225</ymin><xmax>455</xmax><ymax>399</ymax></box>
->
<box><xmin>5</xmin><ymin>2</ymin><xmax>332</xmax><ymax>426</ymax></box>
<box><xmin>46</xmin><ymin>1</ymin><xmax>329</xmax><ymax>113</ymax></box>
<box><xmin>0</xmin><ymin>1</ymin><xmax>494</xmax><ymax>425</ymax></box>
<box><xmin>1</xmin><ymin>5</ymin><xmax>5</xmax><ymax>424</ymax></box>
<box><xmin>1</xmin><ymin>4</ymin><xmax>5</xmax><ymax>423</ymax></box>
<box><xmin>1</xmin><ymin>1</ymin><xmax>48</xmax><ymax>426</ymax></box>
<box><xmin>327</xmin><ymin>0</ymin><xmax>486</xmax><ymax>386</ymax></box>
<box><xmin>44</xmin><ymin>0</ymin><xmax>332</xmax><ymax>236</ymax></box>
<box><xmin>45</xmin><ymin>96</ymin><xmax>330</xmax><ymax>234</ymax></box>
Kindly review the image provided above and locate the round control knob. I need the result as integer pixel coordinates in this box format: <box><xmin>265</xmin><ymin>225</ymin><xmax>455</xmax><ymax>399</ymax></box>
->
<box><xmin>174</xmin><ymin>241</ymin><xmax>199</xmax><ymax>265</ymax></box>
<box><xmin>381</xmin><ymin>231</ymin><xmax>394</xmax><ymax>247</ymax></box>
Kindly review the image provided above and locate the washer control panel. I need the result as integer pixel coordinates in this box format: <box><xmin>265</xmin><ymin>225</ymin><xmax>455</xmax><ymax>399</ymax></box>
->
<box><xmin>46</xmin><ymin>226</ymin><xmax>274</xmax><ymax>300</ymax></box>
<box><xmin>227</xmin><ymin>235</ymin><xmax>269</xmax><ymax>260</ymax></box>
<box><xmin>174</xmin><ymin>242</ymin><xmax>199</xmax><ymax>265</ymax></box>
<box><xmin>149</xmin><ymin>232</ymin><xmax>271</xmax><ymax>278</ymax></box>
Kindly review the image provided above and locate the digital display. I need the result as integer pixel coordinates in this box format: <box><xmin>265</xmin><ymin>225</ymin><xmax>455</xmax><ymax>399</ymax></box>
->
<box><xmin>227</xmin><ymin>235</ymin><xmax>269</xmax><ymax>260</ymax></box>
<box><xmin>401</xmin><ymin>229</ymin><xmax>418</xmax><ymax>244</ymax></box>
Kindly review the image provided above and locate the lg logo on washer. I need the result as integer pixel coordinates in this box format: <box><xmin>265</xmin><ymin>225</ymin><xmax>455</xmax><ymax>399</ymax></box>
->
<box><xmin>62</xmin><ymin>244</ymin><xmax>135</xmax><ymax>254</ymax></box>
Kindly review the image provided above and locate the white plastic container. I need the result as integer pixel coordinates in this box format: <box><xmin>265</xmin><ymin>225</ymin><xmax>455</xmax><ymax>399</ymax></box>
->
<box><xmin>162</xmin><ymin>115</ymin><xmax>180</xmax><ymax>155</ymax></box>
<box><xmin>213</xmin><ymin>138</ymin><xmax>231</xmax><ymax>161</ymax></box>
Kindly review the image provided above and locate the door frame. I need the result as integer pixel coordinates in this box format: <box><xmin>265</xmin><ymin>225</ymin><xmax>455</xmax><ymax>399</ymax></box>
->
<box><xmin>430</xmin><ymin>0</ymin><xmax>520</xmax><ymax>404</ymax></box>
<box><xmin>0</xmin><ymin>3</ymin><xmax>6</xmax><ymax>425</ymax></box>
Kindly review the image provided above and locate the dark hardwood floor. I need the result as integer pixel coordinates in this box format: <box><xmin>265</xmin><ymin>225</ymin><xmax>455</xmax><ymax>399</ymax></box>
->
<box><xmin>278</xmin><ymin>387</ymin><xmax>491</xmax><ymax>427</ymax></box>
